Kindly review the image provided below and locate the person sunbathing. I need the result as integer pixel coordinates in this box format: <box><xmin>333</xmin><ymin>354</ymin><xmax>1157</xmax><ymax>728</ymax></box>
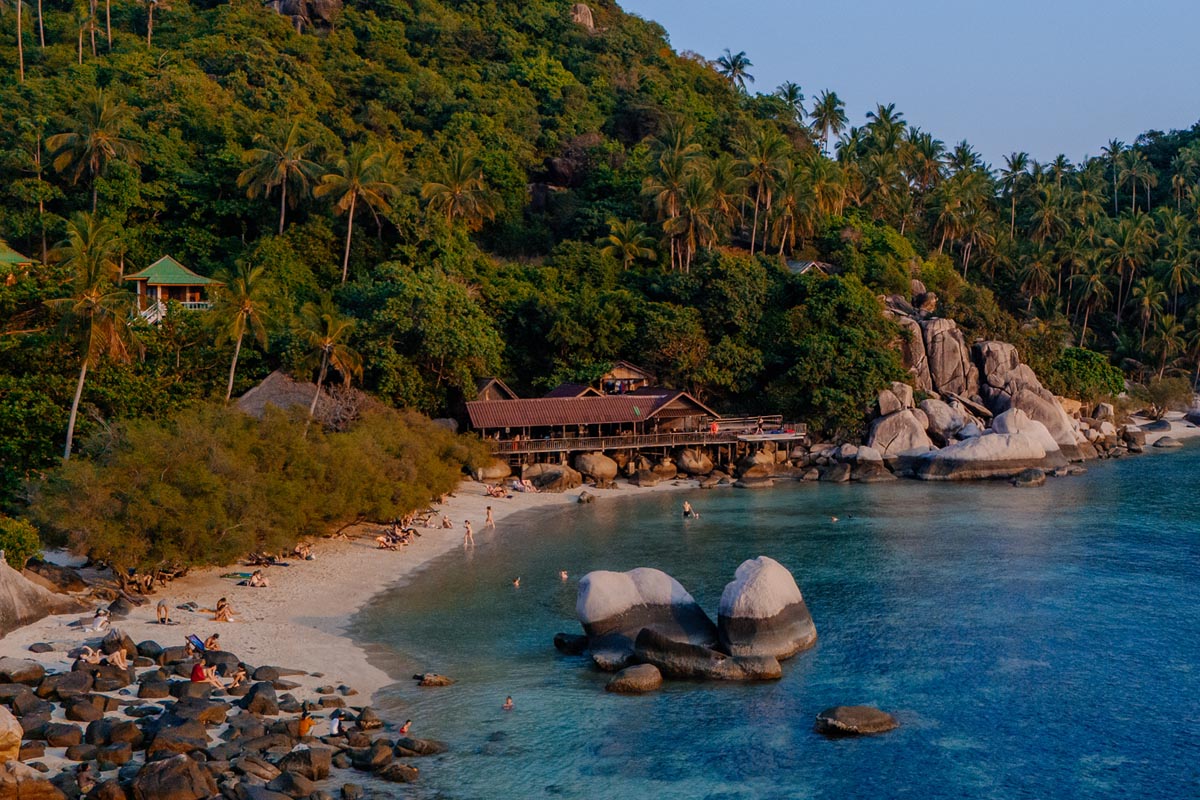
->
<box><xmin>78</xmin><ymin>646</ymin><xmax>104</xmax><ymax>665</ymax></box>
<box><xmin>213</xmin><ymin>598</ymin><xmax>235</xmax><ymax>622</ymax></box>
<box><xmin>247</xmin><ymin>570</ymin><xmax>269</xmax><ymax>588</ymax></box>
<box><xmin>375</xmin><ymin>534</ymin><xmax>398</xmax><ymax>550</ymax></box>
<box><xmin>105</xmin><ymin>648</ymin><xmax>129</xmax><ymax>669</ymax></box>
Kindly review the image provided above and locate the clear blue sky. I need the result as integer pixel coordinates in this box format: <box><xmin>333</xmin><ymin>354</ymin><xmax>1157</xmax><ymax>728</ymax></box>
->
<box><xmin>620</xmin><ymin>0</ymin><xmax>1200</xmax><ymax>167</ymax></box>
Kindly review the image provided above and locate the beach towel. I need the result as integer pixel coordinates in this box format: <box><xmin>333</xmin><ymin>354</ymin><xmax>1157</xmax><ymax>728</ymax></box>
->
<box><xmin>221</xmin><ymin>572</ymin><xmax>253</xmax><ymax>580</ymax></box>
<box><xmin>186</xmin><ymin>634</ymin><xmax>207</xmax><ymax>653</ymax></box>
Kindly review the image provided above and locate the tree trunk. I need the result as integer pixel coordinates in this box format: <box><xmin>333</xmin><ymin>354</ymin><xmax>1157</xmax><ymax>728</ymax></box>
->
<box><xmin>64</xmin><ymin>358</ymin><xmax>88</xmax><ymax>461</ymax></box>
<box><xmin>1080</xmin><ymin>306</ymin><xmax>1090</xmax><ymax>346</ymax></box>
<box><xmin>224</xmin><ymin>331</ymin><xmax>243</xmax><ymax>402</ymax></box>
<box><xmin>146</xmin><ymin>3</ymin><xmax>153</xmax><ymax>45</ymax></box>
<box><xmin>1141</xmin><ymin>317</ymin><xmax>1148</xmax><ymax>351</ymax></box>
<box><xmin>340</xmin><ymin>193</ymin><xmax>356</xmax><ymax>283</ymax></box>
<box><xmin>91</xmin><ymin>181</ymin><xmax>98</xmax><ymax>213</ymax></box>
<box><xmin>36</xmin><ymin>0</ymin><xmax>43</xmax><ymax>47</ymax></box>
<box><xmin>16</xmin><ymin>0</ymin><xmax>24</xmax><ymax>83</ymax></box>
<box><xmin>89</xmin><ymin>0</ymin><xmax>95</xmax><ymax>54</ymax></box>
<box><xmin>1010</xmin><ymin>192</ymin><xmax>1016</xmax><ymax>237</ymax></box>
<box><xmin>104</xmin><ymin>0</ymin><xmax>110</xmax><ymax>48</ymax></box>
<box><xmin>278</xmin><ymin>181</ymin><xmax>287</xmax><ymax>235</ymax></box>
<box><xmin>749</xmin><ymin>193</ymin><xmax>760</xmax><ymax>254</ymax></box>
<box><xmin>304</xmin><ymin>351</ymin><xmax>329</xmax><ymax>437</ymax></box>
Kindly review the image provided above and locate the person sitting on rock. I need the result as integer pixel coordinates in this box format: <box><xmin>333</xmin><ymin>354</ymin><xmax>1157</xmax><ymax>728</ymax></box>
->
<box><xmin>213</xmin><ymin>597</ymin><xmax>235</xmax><ymax>622</ymax></box>
<box><xmin>75</xmin><ymin>764</ymin><xmax>94</xmax><ymax>795</ymax></box>
<box><xmin>191</xmin><ymin>662</ymin><xmax>223</xmax><ymax>690</ymax></box>
<box><xmin>78</xmin><ymin>646</ymin><xmax>104</xmax><ymax>665</ymax></box>
<box><xmin>226</xmin><ymin>665</ymin><xmax>248</xmax><ymax>689</ymax></box>
<box><xmin>204</xmin><ymin>633</ymin><xmax>221</xmax><ymax>651</ymax></box>
<box><xmin>105</xmin><ymin>648</ymin><xmax>129</xmax><ymax>669</ymax></box>
<box><xmin>297</xmin><ymin>711</ymin><xmax>317</xmax><ymax>738</ymax></box>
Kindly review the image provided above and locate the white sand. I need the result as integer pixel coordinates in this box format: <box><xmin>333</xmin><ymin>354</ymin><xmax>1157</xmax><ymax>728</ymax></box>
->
<box><xmin>0</xmin><ymin>479</ymin><xmax>697</xmax><ymax>703</ymax></box>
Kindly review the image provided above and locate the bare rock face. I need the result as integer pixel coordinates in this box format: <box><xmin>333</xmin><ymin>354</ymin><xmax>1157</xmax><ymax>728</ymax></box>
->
<box><xmin>891</xmin><ymin>314</ymin><xmax>933</xmax><ymax>392</ymax></box>
<box><xmin>1005</xmin><ymin>386</ymin><xmax>1083</xmax><ymax>460</ymax></box>
<box><xmin>0</xmin><ymin>706</ymin><xmax>20</xmax><ymax>763</ymax></box>
<box><xmin>717</xmin><ymin>557</ymin><xmax>816</xmax><ymax>660</ymax></box>
<box><xmin>569</xmin><ymin>2</ymin><xmax>595</xmax><ymax>31</ymax></box>
<box><xmin>676</xmin><ymin>448</ymin><xmax>714</xmax><ymax>476</ymax></box>
<box><xmin>0</xmin><ymin>560</ymin><xmax>89</xmax><ymax>638</ymax></box>
<box><xmin>919</xmin><ymin>398</ymin><xmax>963</xmax><ymax>446</ymax></box>
<box><xmin>867</xmin><ymin>409</ymin><xmax>934</xmax><ymax>457</ymax></box>
<box><xmin>0</xmin><ymin>760</ymin><xmax>66</xmax><ymax>799</ymax></box>
<box><xmin>574</xmin><ymin>452</ymin><xmax>618</xmax><ymax>482</ymax></box>
<box><xmin>920</xmin><ymin>318</ymin><xmax>979</xmax><ymax>397</ymax></box>
<box><xmin>991</xmin><ymin>408</ymin><xmax>1060</xmax><ymax>456</ymax></box>
<box><xmin>130</xmin><ymin>754</ymin><xmax>217</xmax><ymax>800</ymax></box>
<box><xmin>632</xmin><ymin>628</ymin><xmax>781</xmax><ymax>681</ymax></box>
<box><xmin>472</xmin><ymin>459</ymin><xmax>511</xmax><ymax>482</ymax></box>
<box><xmin>914</xmin><ymin>432</ymin><xmax>1065</xmax><ymax>480</ymax></box>
<box><xmin>876</xmin><ymin>389</ymin><xmax>903</xmax><ymax>417</ymax></box>
<box><xmin>523</xmin><ymin>463</ymin><xmax>583</xmax><ymax>493</ymax></box>
<box><xmin>814</xmin><ymin>706</ymin><xmax>898</xmax><ymax>737</ymax></box>
<box><xmin>576</xmin><ymin>568</ymin><xmax>718</xmax><ymax>651</ymax></box>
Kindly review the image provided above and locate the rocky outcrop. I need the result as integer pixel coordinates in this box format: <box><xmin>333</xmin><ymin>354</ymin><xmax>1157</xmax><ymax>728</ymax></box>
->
<box><xmin>914</xmin><ymin>432</ymin><xmax>1065</xmax><ymax>480</ymax></box>
<box><xmin>569</xmin><ymin>2</ymin><xmax>594</xmax><ymax>31</ymax></box>
<box><xmin>605</xmin><ymin>664</ymin><xmax>662</xmax><ymax>694</ymax></box>
<box><xmin>891</xmin><ymin>314</ymin><xmax>932</xmax><ymax>391</ymax></box>
<box><xmin>990</xmin><ymin>408</ymin><xmax>1061</xmax><ymax>456</ymax></box>
<box><xmin>471</xmin><ymin>459</ymin><xmax>511</xmax><ymax>482</ymax></box>
<box><xmin>574</xmin><ymin>452</ymin><xmax>618</xmax><ymax>483</ymax></box>
<box><xmin>576</xmin><ymin>568</ymin><xmax>717</xmax><ymax>650</ymax></box>
<box><xmin>919</xmin><ymin>398</ymin><xmax>963</xmax><ymax>446</ymax></box>
<box><xmin>717</xmin><ymin>557</ymin><xmax>816</xmax><ymax>660</ymax></box>
<box><xmin>130</xmin><ymin>754</ymin><xmax>217</xmax><ymax>800</ymax></box>
<box><xmin>676</xmin><ymin>448</ymin><xmax>714</xmax><ymax>476</ymax></box>
<box><xmin>921</xmin><ymin>318</ymin><xmax>979</xmax><ymax>396</ymax></box>
<box><xmin>0</xmin><ymin>761</ymin><xmax>66</xmax><ymax>799</ymax></box>
<box><xmin>0</xmin><ymin>706</ymin><xmax>19</xmax><ymax>763</ymax></box>
<box><xmin>813</xmin><ymin>706</ymin><xmax>899</xmax><ymax>737</ymax></box>
<box><xmin>632</xmin><ymin>628</ymin><xmax>781</xmax><ymax>681</ymax></box>
<box><xmin>523</xmin><ymin>463</ymin><xmax>583</xmax><ymax>492</ymax></box>
<box><xmin>0</xmin><ymin>560</ymin><xmax>89</xmax><ymax>638</ymax></box>
<box><xmin>867</xmin><ymin>409</ymin><xmax>934</xmax><ymax>457</ymax></box>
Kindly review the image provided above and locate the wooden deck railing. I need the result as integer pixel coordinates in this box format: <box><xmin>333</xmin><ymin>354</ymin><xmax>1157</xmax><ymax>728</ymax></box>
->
<box><xmin>488</xmin><ymin>421</ymin><xmax>806</xmax><ymax>455</ymax></box>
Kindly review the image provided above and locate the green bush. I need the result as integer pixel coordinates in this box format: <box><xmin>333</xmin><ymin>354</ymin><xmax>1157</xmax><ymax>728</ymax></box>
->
<box><xmin>0</xmin><ymin>515</ymin><xmax>42</xmax><ymax>569</ymax></box>
<box><xmin>1049</xmin><ymin>348</ymin><xmax>1125</xmax><ymax>402</ymax></box>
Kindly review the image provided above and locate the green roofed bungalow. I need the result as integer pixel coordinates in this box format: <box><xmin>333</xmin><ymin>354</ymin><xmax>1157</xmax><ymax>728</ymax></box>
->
<box><xmin>125</xmin><ymin>256</ymin><xmax>220</xmax><ymax>321</ymax></box>
<box><xmin>0</xmin><ymin>242</ymin><xmax>36</xmax><ymax>283</ymax></box>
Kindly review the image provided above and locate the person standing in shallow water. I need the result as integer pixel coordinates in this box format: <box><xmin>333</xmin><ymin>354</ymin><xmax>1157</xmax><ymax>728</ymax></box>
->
<box><xmin>464</xmin><ymin>520</ymin><xmax>475</xmax><ymax>546</ymax></box>
<box><xmin>485</xmin><ymin>506</ymin><xmax>495</xmax><ymax>529</ymax></box>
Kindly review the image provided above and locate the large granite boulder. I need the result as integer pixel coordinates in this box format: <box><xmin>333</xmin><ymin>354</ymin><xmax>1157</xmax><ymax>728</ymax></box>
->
<box><xmin>471</xmin><ymin>459</ymin><xmax>511</xmax><ymax>483</ymax></box>
<box><xmin>919</xmin><ymin>398</ymin><xmax>963</xmax><ymax>446</ymax></box>
<box><xmin>632</xmin><ymin>628</ymin><xmax>781</xmax><ymax>681</ymax></box>
<box><xmin>676</xmin><ymin>448</ymin><xmax>714</xmax><ymax>476</ymax></box>
<box><xmin>576</xmin><ymin>568</ymin><xmax>717</xmax><ymax>649</ymax></box>
<box><xmin>991</xmin><ymin>408</ymin><xmax>1061</xmax><ymax>455</ymax></box>
<box><xmin>0</xmin><ymin>706</ymin><xmax>19</xmax><ymax>763</ymax></box>
<box><xmin>974</xmin><ymin>340</ymin><xmax>1022</xmax><ymax>392</ymax></box>
<box><xmin>0</xmin><ymin>761</ymin><xmax>66</xmax><ymax>799</ymax></box>
<box><xmin>891</xmin><ymin>314</ymin><xmax>932</xmax><ymax>391</ymax></box>
<box><xmin>814</xmin><ymin>706</ymin><xmax>899</xmax><ymax>737</ymax></box>
<box><xmin>1005</xmin><ymin>386</ymin><xmax>1083</xmax><ymax>460</ymax></box>
<box><xmin>574</xmin><ymin>452</ymin><xmax>618</xmax><ymax>483</ymax></box>
<box><xmin>0</xmin><ymin>560</ymin><xmax>88</xmax><ymax>638</ymax></box>
<box><xmin>717</xmin><ymin>557</ymin><xmax>816</xmax><ymax>660</ymax></box>
<box><xmin>130</xmin><ymin>754</ymin><xmax>217</xmax><ymax>800</ymax></box>
<box><xmin>0</xmin><ymin>658</ymin><xmax>45</xmax><ymax>686</ymax></box>
<box><xmin>867</xmin><ymin>409</ymin><xmax>934</xmax><ymax>457</ymax></box>
<box><xmin>914</xmin><ymin>432</ymin><xmax>1064</xmax><ymax>480</ymax></box>
<box><xmin>920</xmin><ymin>318</ymin><xmax>978</xmax><ymax>396</ymax></box>
<box><xmin>605</xmin><ymin>664</ymin><xmax>662</xmax><ymax>694</ymax></box>
<box><xmin>523</xmin><ymin>463</ymin><xmax>583</xmax><ymax>493</ymax></box>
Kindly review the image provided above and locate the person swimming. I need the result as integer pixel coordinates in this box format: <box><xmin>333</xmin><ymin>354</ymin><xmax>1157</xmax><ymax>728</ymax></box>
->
<box><xmin>559</xmin><ymin>570</ymin><xmax>568</xmax><ymax>581</ymax></box>
<box><xmin>512</xmin><ymin>577</ymin><xmax>521</xmax><ymax>588</ymax></box>
<box><xmin>502</xmin><ymin>696</ymin><xmax>514</xmax><ymax>711</ymax></box>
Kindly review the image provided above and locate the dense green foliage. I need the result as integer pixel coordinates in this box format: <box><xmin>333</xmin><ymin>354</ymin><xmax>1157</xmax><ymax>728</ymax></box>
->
<box><xmin>31</xmin><ymin>403</ymin><xmax>487</xmax><ymax>574</ymax></box>
<box><xmin>1</xmin><ymin>0</ymin><xmax>1198</xmax><ymax>523</ymax></box>
<box><xmin>0</xmin><ymin>515</ymin><xmax>41</xmax><ymax>569</ymax></box>
<box><xmin>1048</xmin><ymin>347</ymin><xmax>1125</xmax><ymax>403</ymax></box>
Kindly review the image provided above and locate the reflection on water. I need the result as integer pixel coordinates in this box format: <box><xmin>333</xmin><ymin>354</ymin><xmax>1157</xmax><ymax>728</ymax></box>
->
<box><xmin>350</xmin><ymin>446</ymin><xmax>1200</xmax><ymax>799</ymax></box>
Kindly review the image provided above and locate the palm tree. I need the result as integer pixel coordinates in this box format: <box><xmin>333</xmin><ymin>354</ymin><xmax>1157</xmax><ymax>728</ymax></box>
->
<box><xmin>670</xmin><ymin>171</ymin><xmax>716</xmax><ymax>272</ymax></box>
<box><xmin>238</xmin><ymin>121</ymin><xmax>323</xmax><ymax>235</ymax></box>
<box><xmin>420</xmin><ymin>146</ymin><xmax>495</xmax><ymax>231</ymax></box>
<box><xmin>144</xmin><ymin>0</ymin><xmax>169</xmax><ymax>47</ymax></box>
<box><xmin>642</xmin><ymin>145</ymin><xmax>697</xmax><ymax>271</ymax></box>
<box><xmin>1018</xmin><ymin>253</ymin><xmax>1054</xmax><ymax>312</ymax></box>
<box><xmin>600</xmin><ymin>218</ymin><xmax>656</xmax><ymax>270</ymax></box>
<box><xmin>715</xmin><ymin>49</ymin><xmax>753</xmax><ymax>91</ymax></box>
<box><xmin>774</xmin><ymin>81</ymin><xmax>804</xmax><ymax>123</ymax></box>
<box><xmin>1001</xmin><ymin>152</ymin><xmax>1029</xmax><ymax>236</ymax></box>
<box><xmin>1070</xmin><ymin>256</ymin><xmax>1111</xmax><ymax>346</ymax></box>
<box><xmin>315</xmin><ymin>143</ymin><xmax>399</xmax><ymax>282</ymax></box>
<box><xmin>737</xmin><ymin>126</ymin><xmax>788</xmax><ymax>254</ymax></box>
<box><xmin>810</xmin><ymin>90</ymin><xmax>847</xmax><ymax>155</ymax></box>
<box><xmin>1102</xmin><ymin>139</ymin><xmax>1124</xmax><ymax>216</ymax></box>
<box><xmin>44</xmin><ymin>212</ymin><xmax>134</xmax><ymax>460</ymax></box>
<box><xmin>1106</xmin><ymin>212</ymin><xmax>1154</xmax><ymax>319</ymax></box>
<box><xmin>4</xmin><ymin>0</ymin><xmax>25</xmax><ymax>82</ymax></box>
<box><xmin>1130</xmin><ymin>276</ymin><xmax>1167</xmax><ymax>351</ymax></box>
<box><xmin>1150</xmin><ymin>314</ymin><xmax>1185</xmax><ymax>378</ymax></box>
<box><xmin>704</xmin><ymin>152</ymin><xmax>746</xmax><ymax>237</ymax></box>
<box><xmin>212</xmin><ymin>263</ymin><xmax>270</xmax><ymax>402</ymax></box>
<box><xmin>47</xmin><ymin>89</ymin><xmax>141</xmax><ymax>213</ymax></box>
<box><xmin>297</xmin><ymin>296</ymin><xmax>361</xmax><ymax>434</ymax></box>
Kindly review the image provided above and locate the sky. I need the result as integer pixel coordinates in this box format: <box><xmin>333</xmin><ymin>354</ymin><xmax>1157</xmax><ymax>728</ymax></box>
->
<box><xmin>619</xmin><ymin>0</ymin><xmax>1200</xmax><ymax>167</ymax></box>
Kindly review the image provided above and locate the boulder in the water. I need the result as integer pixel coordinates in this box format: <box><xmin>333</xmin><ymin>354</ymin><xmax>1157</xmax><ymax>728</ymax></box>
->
<box><xmin>1011</xmin><ymin>468</ymin><xmax>1046</xmax><ymax>488</ymax></box>
<box><xmin>717</xmin><ymin>557</ymin><xmax>816</xmax><ymax>660</ymax></box>
<box><xmin>814</xmin><ymin>705</ymin><xmax>899</xmax><ymax>737</ymax></box>
<box><xmin>605</xmin><ymin>664</ymin><xmax>662</xmax><ymax>694</ymax></box>
<box><xmin>1153</xmin><ymin>435</ymin><xmax>1183</xmax><ymax>448</ymax></box>
<box><xmin>576</xmin><ymin>568</ymin><xmax>717</xmax><ymax>650</ymax></box>
<box><xmin>632</xmin><ymin>628</ymin><xmax>781</xmax><ymax>681</ymax></box>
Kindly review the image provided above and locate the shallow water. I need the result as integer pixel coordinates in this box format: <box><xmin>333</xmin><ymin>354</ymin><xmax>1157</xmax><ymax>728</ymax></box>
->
<box><xmin>351</xmin><ymin>446</ymin><xmax>1200</xmax><ymax>799</ymax></box>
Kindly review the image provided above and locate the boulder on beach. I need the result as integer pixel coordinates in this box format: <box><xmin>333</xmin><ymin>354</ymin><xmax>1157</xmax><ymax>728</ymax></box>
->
<box><xmin>632</xmin><ymin>628</ymin><xmax>781</xmax><ymax>681</ymax></box>
<box><xmin>605</xmin><ymin>664</ymin><xmax>662</xmax><ymax>694</ymax></box>
<box><xmin>0</xmin><ymin>761</ymin><xmax>65</xmax><ymax>800</ymax></box>
<box><xmin>576</xmin><ymin>568</ymin><xmax>717</xmax><ymax>649</ymax></box>
<box><xmin>867</xmin><ymin>409</ymin><xmax>934</xmax><ymax>458</ymax></box>
<box><xmin>717</xmin><ymin>557</ymin><xmax>816</xmax><ymax>660</ymax></box>
<box><xmin>0</xmin><ymin>559</ymin><xmax>89</xmax><ymax>638</ymax></box>
<box><xmin>915</xmin><ymin>432</ymin><xmax>1064</xmax><ymax>481</ymax></box>
<box><xmin>471</xmin><ymin>459</ymin><xmax>511</xmax><ymax>483</ymax></box>
<box><xmin>130</xmin><ymin>754</ymin><xmax>217</xmax><ymax>800</ymax></box>
<box><xmin>676</xmin><ymin>448</ymin><xmax>714</xmax><ymax>476</ymax></box>
<box><xmin>813</xmin><ymin>706</ymin><xmax>899</xmax><ymax>737</ymax></box>
<box><xmin>991</xmin><ymin>408</ymin><xmax>1061</xmax><ymax>456</ymax></box>
<box><xmin>1153</xmin><ymin>435</ymin><xmax>1183</xmax><ymax>448</ymax></box>
<box><xmin>523</xmin><ymin>463</ymin><xmax>583</xmax><ymax>493</ymax></box>
<box><xmin>0</xmin><ymin>706</ymin><xmax>20</xmax><ymax>763</ymax></box>
<box><xmin>574</xmin><ymin>452</ymin><xmax>618</xmax><ymax>482</ymax></box>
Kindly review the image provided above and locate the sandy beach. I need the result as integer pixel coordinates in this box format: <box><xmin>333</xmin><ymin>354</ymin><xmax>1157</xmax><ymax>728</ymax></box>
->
<box><xmin>0</xmin><ymin>477</ymin><xmax>697</xmax><ymax>706</ymax></box>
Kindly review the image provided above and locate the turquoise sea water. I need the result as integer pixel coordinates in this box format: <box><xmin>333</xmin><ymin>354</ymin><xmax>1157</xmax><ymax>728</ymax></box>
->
<box><xmin>351</xmin><ymin>445</ymin><xmax>1200</xmax><ymax>799</ymax></box>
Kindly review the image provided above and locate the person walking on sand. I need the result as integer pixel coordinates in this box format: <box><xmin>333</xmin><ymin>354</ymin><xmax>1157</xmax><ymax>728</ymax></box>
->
<box><xmin>485</xmin><ymin>506</ymin><xmax>495</xmax><ymax>529</ymax></box>
<box><xmin>157</xmin><ymin>598</ymin><xmax>171</xmax><ymax>624</ymax></box>
<box><xmin>464</xmin><ymin>520</ymin><xmax>475</xmax><ymax>546</ymax></box>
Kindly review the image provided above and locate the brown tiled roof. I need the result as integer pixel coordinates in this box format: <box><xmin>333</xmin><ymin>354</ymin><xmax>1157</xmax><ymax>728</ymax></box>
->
<box><xmin>543</xmin><ymin>383</ymin><xmax>601</xmax><ymax>398</ymax></box>
<box><xmin>467</xmin><ymin>391</ymin><xmax>718</xmax><ymax>429</ymax></box>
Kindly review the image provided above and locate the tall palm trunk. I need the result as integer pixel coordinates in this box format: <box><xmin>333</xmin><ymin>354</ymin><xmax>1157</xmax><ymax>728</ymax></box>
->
<box><xmin>64</xmin><ymin>359</ymin><xmax>88</xmax><ymax>460</ymax></box>
<box><xmin>36</xmin><ymin>0</ymin><xmax>42</xmax><ymax>47</ymax></box>
<box><xmin>304</xmin><ymin>350</ymin><xmax>329</xmax><ymax>436</ymax></box>
<box><xmin>104</xmin><ymin>0</ymin><xmax>110</xmax><ymax>48</ymax></box>
<box><xmin>88</xmin><ymin>0</ymin><xmax>95</xmax><ymax>54</ymax></box>
<box><xmin>1010</xmin><ymin>193</ymin><xmax>1016</xmax><ymax>237</ymax></box>
<box><xmin>340</xmin><ymin>193</ymin><xmax>356</xmax><ymax>283</ymax></box>
<box><xmin>146</xmin><ymin>2</ymin><xmax>153</xmax><ymax>45</ymax></box>
<box><xmin>278</xmin><ymin>181</ymin><xmax>287</xmax><ymax>235</ymax></box>
<box><xmin>1080</xmin><ymin>306</ymin><xmax>1090</xmax><ymax>347</ymax></box>
<box><xmin>16</xmin><ymin>0</ymin><xmax>24</xmax><ymax>83</ymax></box>
<box><xmin>91</xmin><ymin>181</ymin><xmax>98</xmax><ymax>213</ymax></box>
<box><xmin>749</xmin><ymin>193</ymin><xmax>760</xmax><ymax>254</ymax></box>
<box><xmin>224</xmin><ymin>332</ymin><xmax>243</xmax><ymax>402</ymax></box>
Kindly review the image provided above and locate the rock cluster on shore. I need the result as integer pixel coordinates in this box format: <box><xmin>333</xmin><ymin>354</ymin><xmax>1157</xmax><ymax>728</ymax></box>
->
<box><xmin>564</xmin><ymin>558</ymin><xmax>816</xmax><ymax>688</ymax></box>
<box><xmin>0</xmin><ymin>630</ymin><xmax>442</xmax><ymax>799</ymax></box>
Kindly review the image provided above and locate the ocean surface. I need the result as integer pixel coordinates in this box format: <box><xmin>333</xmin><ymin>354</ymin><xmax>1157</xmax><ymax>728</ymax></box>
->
<box><xmin>351</xmin><ymin>445</ymin><xmax>1200</xmax><ymax>799</ymax></box>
